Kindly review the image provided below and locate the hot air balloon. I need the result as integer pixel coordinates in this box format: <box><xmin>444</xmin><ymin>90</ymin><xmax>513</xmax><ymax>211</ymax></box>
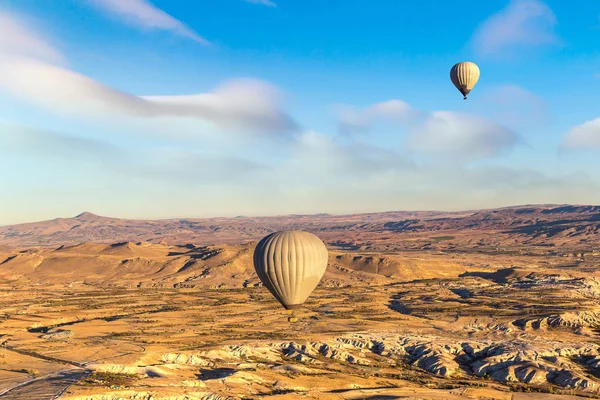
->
<box><xmin>450</xmin><ymin>62</ymin><xmax>480</xmax><ymax>100</ymax></box>
<box><xmin>253</xmin><ymin>230</ymin><xmax>328</xmax><ymax>311</ymax></box>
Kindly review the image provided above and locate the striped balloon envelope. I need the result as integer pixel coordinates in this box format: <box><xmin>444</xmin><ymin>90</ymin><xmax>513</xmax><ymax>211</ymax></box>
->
<box><xmin>450</xmin><ymin>61</ymin><xmax>480</xmax><ymax>100</ymax></box>
<box><xmin>253</xmin><ymin>230</ymin><xmax>328</xmax><ymax>310</ymax></box>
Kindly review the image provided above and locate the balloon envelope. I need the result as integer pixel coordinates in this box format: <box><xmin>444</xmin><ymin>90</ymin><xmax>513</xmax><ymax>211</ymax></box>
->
<box><xmin>450</xmin><ymin>61</ymin><xmax>480</xmax><ymax>99</ymax></box>
<box><xmin>253</xmin><ymin>230</ymin><xmax>328</xmax><ymax>310</ymax></box>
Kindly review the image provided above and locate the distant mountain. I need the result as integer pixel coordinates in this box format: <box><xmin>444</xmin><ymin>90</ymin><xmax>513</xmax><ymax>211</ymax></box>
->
<box><xmin>0</xmin><ymin>210</ymin><xmax>457</xmax><ymax>248</ymax></box>
<box><xmin>1</xmin><ymin>204</ymin><xmax>599</xmax><ymax>251</ymax></box>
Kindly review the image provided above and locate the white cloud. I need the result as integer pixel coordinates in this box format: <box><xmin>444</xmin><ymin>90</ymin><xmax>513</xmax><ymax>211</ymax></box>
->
<box><xmin>0</xmin><ymin>12</ymin><xmax>295</xmax><ymax>134</ymax></box>
<box><xmin>88</xmin><ymin>0</ymin><xmax>208</xmax><ymax>43</ymax></box>
<box><xmin>0</xmin><ymin>57</ymin><xmax>148</xmax><ymax>115</ymax></box>
<box><xmin>337</xmin><ymin>99</ymin><xmax>420</xmax><ymax>136</ymax></box>
<box><xmin>0</xmin><ymin>11</ymin><xmax>64</xmax><ymax>64</ymax></box>
<box><xmin>408</xmin><ymin>111</ymin><xmax>519</xmax><ymax>160</ymax></box>
<box><xmin>471</xmin><ymin>0</ymin><xmax>559</xmax><ymax>58</ymax></box>
<box><xmin>0</xmin><ymin>58</ymin><xmax>296</xmax><ymax>133</ymax></box>
<box><xmin>144</xmin><ymin>80</ymin><xmax>297</xmax><ymax>132</ymax></box>
<box><xmin>367</xmin><ymin>100</ymin><xmax>416</xmax><ymax>121</ymax></box>
<box><xmin>561</xmin><ymin>118</ymin><xmax>600</xmax><ymax>150</ymax></box>
<box><xmin>245</xmin><ymin>0</ymin><xmax>277</xmax><ymax>7</ymax></box>
<box><xmin>335</xmin><ymin>98</ymin><xmax>518</xmax><ymax>161</ymax></box>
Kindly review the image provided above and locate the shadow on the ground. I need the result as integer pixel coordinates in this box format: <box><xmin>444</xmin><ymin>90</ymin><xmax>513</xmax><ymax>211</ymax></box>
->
<box><xmin>196</xmin><ymin>367</ymin><xmax>237</xmax><ymax>380</ymax></box>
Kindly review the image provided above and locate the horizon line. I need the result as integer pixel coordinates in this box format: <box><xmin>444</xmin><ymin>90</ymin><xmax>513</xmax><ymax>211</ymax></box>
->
<box><xmin>2</xmin><ymin>202</ymin><xmax>598</xmax><ymax>227</ymax></box>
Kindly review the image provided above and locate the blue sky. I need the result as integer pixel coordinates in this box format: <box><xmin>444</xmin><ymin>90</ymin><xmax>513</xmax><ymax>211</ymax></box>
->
<box><xmin>0</xmin><ymin>0</ymin><xmax>599</xmax><ymax>224</ymax></box>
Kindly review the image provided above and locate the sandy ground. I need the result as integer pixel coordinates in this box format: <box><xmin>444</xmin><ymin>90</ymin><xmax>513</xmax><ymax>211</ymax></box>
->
<box><xmin>0</xmin><ymin>228</ymin><xmax>599</xmax><ymax>399</ymax></box>
<box><xmin>0</xmin><ymin>253</ymin><xmax>599</xmax><ymax>399</ymax></box>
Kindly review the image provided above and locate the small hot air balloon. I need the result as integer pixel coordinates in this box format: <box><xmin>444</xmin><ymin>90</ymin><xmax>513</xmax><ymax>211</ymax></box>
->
<box><xmin>450</xmin><ymin>62</ymin><xmax>480</xmax><ymax>100</ymax></box>
<box><xmin>253</xmin><ymin>230</ymin><xmax>328</xmax><ymax>311</ymax></box>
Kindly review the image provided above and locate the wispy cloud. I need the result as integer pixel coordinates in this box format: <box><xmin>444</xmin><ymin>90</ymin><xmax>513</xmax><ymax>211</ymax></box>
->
<box><xmin>561</xmin><ymin>118</ymin><xmax>600</xmax><ymax>150</ymax></box>
<box><xmin>0</xmin><ymin>12</ymin><xmax>295</xmax><ymax>134</ymax></box>
<box><xmin>144</xmin><ymin>80</ymin><xmax>297</xmax><ymax>132</ymax></box>
<box><xmin>0</xmin><ymin>58</ymin><xmax>297</xmax><ymax>133</ymax></box>
<box><xmin>245</xmin><ymin>0</ymin><xmax>277</xmax><ymax>7</ymax></box>
<box><xmin>88</xmin><ymin>0</ymin><xmax>208</xmax><ymax>44</ymax></box>
<box><xmin>0</xmin><ymin>11</ymin><xmax>64</xmax><ymax>64</ymax></box>
<box><xmin>0</xmin><ymin>123</ymin><xmax>265</xmax><ymax>185</ymax></box>
<box><xmin>134</xmin><ymin>147</ymin><xmax>268</xmax><ymax>183</ymax></box>
<box><xmin>335</xmin><ymin>99</ymin><xmax>518</xmax><ymax>161</ymax></box>
<box><xmin>0</xmin><ymin>123</ymin><xmax>119</xmax><ymax>160</ymax></box>
<box><xmin>274</xmin><ymin>131</ymin><xmax>598</xmax><ymax>215</ymax></box>
<box><xmin>336</xmin><ymin>100</ymin><xmax>422</xmax><ymax>136</ymax></box>
<box><xmin>408</xmin><ymin>111</ymin><xmax>519</xmax><ymax>160</ymax></box>
<box><xmin>290</xmin><ymin>130</ymin><xmax>414</xmax><ymax>180</ymax></box>
<box><xmin>471</xmin><ymin>0</ymin><xmax>559</xmax><ymax>58</ymax></box>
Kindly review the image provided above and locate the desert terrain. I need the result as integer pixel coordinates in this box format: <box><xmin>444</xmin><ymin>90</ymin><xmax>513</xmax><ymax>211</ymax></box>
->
<box><xmin>0</xmin><ymin>205</ymin><xmax>599</xmax><ymax>399</ymax></box>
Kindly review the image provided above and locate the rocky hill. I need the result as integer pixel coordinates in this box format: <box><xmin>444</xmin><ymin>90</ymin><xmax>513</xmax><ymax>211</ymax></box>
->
<box><xmin>0</xmin><ymin>241</ymin><xmax>483</xmax><ymax>288</ymax></box>
<box><xmin>1</xmin><ymin>205</ymin><xmax>599</xmax><ymax>251</ymax></box>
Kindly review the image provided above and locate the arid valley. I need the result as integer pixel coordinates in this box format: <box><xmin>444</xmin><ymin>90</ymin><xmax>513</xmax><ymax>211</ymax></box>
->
<box><xmin>4</xmin><ymin>0</ymin><xmax>600</xmax><ymax>397</ymax></box>
<box><xmin>0</xmin><ymin>205</ymin><xmax>598</xmax><ymax>399</ymax></box>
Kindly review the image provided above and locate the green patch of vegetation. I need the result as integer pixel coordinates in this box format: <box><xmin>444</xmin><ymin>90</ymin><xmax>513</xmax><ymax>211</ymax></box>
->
<box><xmin>227</xmin><ymin>331</ymin><xmax>293</xmax><ymax>341</ymax></box>
<box><xmin>82</xmin><ymin>371</ymin><xmax>137</xmax><ymax>387</ymax></box>
<box><xmin>105</xmin><ymin>331</ymin><xmax>138</xmax><ymax>339</ymax></box>
<box><xmin>214</xmin><ymin>297</ymin><xmax>236</xmax><ymax>306</ymax></box>
<box><xmin>270</xmin><ymin>388</ymin><xmax>304</xmax><ymax>395</ymax></box>
<box><xmin>222</xmin><ymin>323</ymin><xmax>248</xmax><ymax>329</ymax></box>
<box><xmin>431</xmin><ymin>236</ymin><xmax>455</xmax><ymax>241</ymax></box>
<box><xmin>320</xmin><ymin>311</ymin><xmax>357</xmax><ymax>320</ymax></box>
<box><xmin>11</xmin><ymin>368</ymin><xmax>38</xmax><ymax>377</ymax></box>
<box><xmin>131</xmin><ymin>318</ymin><xmax>159</xmax><ymax>324</ymax></box>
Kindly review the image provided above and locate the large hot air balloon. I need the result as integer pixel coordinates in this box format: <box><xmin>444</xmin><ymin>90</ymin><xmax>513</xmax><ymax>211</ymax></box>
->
<box><xmin>450</xmin><ymin>62</ymin><xmax>480</xmax><ymax>100</ymax></box>
<box><xmin>253</xmin><ymin>230</ymin><xmax>328</xmax><ymax>310</ymax></box>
